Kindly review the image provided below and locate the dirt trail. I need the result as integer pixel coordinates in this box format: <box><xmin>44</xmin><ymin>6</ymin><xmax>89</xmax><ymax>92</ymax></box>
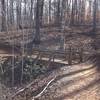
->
<box><xmin>37</xmin><ymin>62</ymin><xmax>100</xmax><ymax>100</ymax></box>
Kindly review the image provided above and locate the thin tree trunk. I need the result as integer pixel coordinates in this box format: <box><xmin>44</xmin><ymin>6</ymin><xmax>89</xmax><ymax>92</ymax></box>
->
<box><xmin>49</xmin><ymin>0</ymin><xmax>51</xmax><ymax>24</ymax></box>
<box><xmin>33</xmin><ymin>0</ymin><xmax>42</xmax><ymax>47</ymax></box>
<box><xmin>10</xmin><ymin>0</ymin><xmax>14</xmax><ymax>26</ymax></box>
<box><xmin>1</xmin><ymin>0</ymin><xmax>6</xmax><ymax>31</ymax></box>
<box><xmin>40</xmin><ymin>0</ymin><xmax>44</xmax><ymax>27</ymax></box>
<box><xmin>16</xmin><ymin>0</ymin><xmax>22</xmax><ymax>29</ymax></box>
<box><xmin>92</xmin><ymin>0</ymin><xmax>97</xmax><ymax>34</ymax></box>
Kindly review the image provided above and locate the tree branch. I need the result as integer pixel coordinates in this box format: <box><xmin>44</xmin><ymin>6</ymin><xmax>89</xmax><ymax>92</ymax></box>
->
<box><xmin>32</xmin><ymin>77</ymin><xmax>56</xmax><ymax>100</ymax></box>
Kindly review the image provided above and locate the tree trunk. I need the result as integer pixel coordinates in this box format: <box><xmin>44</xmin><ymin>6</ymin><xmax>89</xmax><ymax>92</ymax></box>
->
<box><xmin>1</xmin><ymin>0</ymin><xmax>6</xmax><ymax>31</ymax></box>
<box><xmin>92</xmin><ymin>0</ymin><xmax>97</xmax><ymax>34</ymax></box>
<box><xmin>49</xmin><ymin>0</ymin><xmax>52</xmax><ymax>24</ymax></box>
<box><xmin>56</xmin><ymin>0</ymin><xmax>61</xmax><ymax>26</ymax></box>
<box><xmin>59</xmin><ymin>0</ymin><xmax>66</xmax><ymax>50</ymax></box>
<box><xmin>33</xmin><ymin>0</ymin><xmax>41</xmax><ymax>47</ymax></box>
<box><xmin>40</xmin><ymin>0</ymin><xmax>44</xmax><ymax>27</ymax></box>
<box><xmin>70</xmin><ymin>0</ymin><xmax>75</xmax><ymax>26</ymax></box>
<box><xmin>16</xmin><ymin>0</ymin><xmax>22</xmax><ymax>29</ymax></box>
<box><xmin>10</xmin><ymin>0</ymin><xmax>14</xmax><ymax>26</ymax></box>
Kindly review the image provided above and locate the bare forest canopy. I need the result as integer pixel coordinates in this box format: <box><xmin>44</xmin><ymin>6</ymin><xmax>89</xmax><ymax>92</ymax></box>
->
<box><xmin>0</xmin><ymin>0</ymin><xmax>100</xmax><ymax>32</ymax></box>
<box><xmin>0</xmin><ymin>0</ymin><xmax>99</xmax><ymax>50</ymax></box>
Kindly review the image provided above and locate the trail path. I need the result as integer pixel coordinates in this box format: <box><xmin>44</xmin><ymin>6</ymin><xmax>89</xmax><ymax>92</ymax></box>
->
<box><xmin>37</xmin><ymin>62</ymin><xmax>100</xmax><ymax>100</ymax></box>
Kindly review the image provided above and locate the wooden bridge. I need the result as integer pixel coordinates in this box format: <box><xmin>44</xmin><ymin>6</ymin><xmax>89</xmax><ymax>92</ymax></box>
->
<box><xmin>0</xmin><ymin>46</ymin><xmax>86</xmax><ymax>66</ymax></box>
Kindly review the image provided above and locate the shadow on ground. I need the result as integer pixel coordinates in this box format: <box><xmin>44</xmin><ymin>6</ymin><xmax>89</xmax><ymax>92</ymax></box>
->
<box><xmin>54</xmin><ymin>78</ymin><xmax>100</xmax><ymax>100</ymax></box>
<box><xmin>53</xmin><ymin>53</ymin><xmax>100</xmax><ymax>100</ymax></box>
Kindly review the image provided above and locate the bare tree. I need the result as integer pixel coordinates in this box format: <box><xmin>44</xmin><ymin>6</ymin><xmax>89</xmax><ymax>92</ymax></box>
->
<box><xmin>16</xmin><ymin>0</ymin><xmax>22</xmax><ymax>29</ymax></box>
<box><xmin>40</xmin><ymin>0</ymin><xmax>44</xmax><ymax>26</ymax></box>
<box><xmin>93</xmin><ymin>0</ymin><xmax>97</xmax><ymax>33</ymax></box>
<box><xmin>56</xmin><ymin>0</ymin><xmax>61</xmax><ymax>26</ymax></box>
<box><xmin>33</xmin><ymin>0</ymin><xmax>41</xmax><ymax>46</ymax></box>
<box><xmin>9</xmin><ymin>0</ymin><xmax>14</xmax><ymax>26</ymax></box>
<box><xmin>1</xmin><ymin>0</ymin><xmax>6</xmax><ymax>31</ymax></box>
<box><xmin>48</xmin><ymin>0</ymin><xmax>52</xmax><ymax>24</ymax></box>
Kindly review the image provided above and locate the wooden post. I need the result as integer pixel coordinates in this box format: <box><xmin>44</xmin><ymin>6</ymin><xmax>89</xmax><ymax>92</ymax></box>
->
<box><xmin>68</xmin><ymin>46</ymin><xmax>72</xmax><ymax>65</ymax></box>
<box><xmin>46</xmin><ymin>54</ymin><xmax>53</xmax><ymax>68</ymax></box>
<box><xmin>79</xmin><ymin>48</ymin><xmax>83</xmax><ymax>63</ymax></box>
<box><xmin>39</xmin><ymin>53</ymin><xmax>42</xmax><ymax>60</ymax></box>
<box><xmin>53</xmin><ymin>55</ymin><xmax>55</xmax><ymax>62</ymax></box>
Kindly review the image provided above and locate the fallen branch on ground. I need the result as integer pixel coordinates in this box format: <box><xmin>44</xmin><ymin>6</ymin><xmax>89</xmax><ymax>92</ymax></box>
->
<box><xmin>12</xmin><ymin>75</ymin><xmax>56</xmax><ymax>100</ymax></box>
<box><xmin>32</xmin><ymin>76</ymin><xmax>56</xmax><ymax>100</ymax></box>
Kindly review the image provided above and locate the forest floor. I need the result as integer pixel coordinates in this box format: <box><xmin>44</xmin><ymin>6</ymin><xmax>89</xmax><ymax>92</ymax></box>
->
<box><xmin>37</xmin><ymin>61</ymin><xmax>100</xmax><ymax>100</ymax></box>
<box><xmin>0</xmin><ymin>26</ymin><xmax>100</xmax><ymax>100</ymax></box>
<box><xmin>0</xmin><ymin>60</ymin><xmax>100</xmax><ymax>100</ymax></box>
